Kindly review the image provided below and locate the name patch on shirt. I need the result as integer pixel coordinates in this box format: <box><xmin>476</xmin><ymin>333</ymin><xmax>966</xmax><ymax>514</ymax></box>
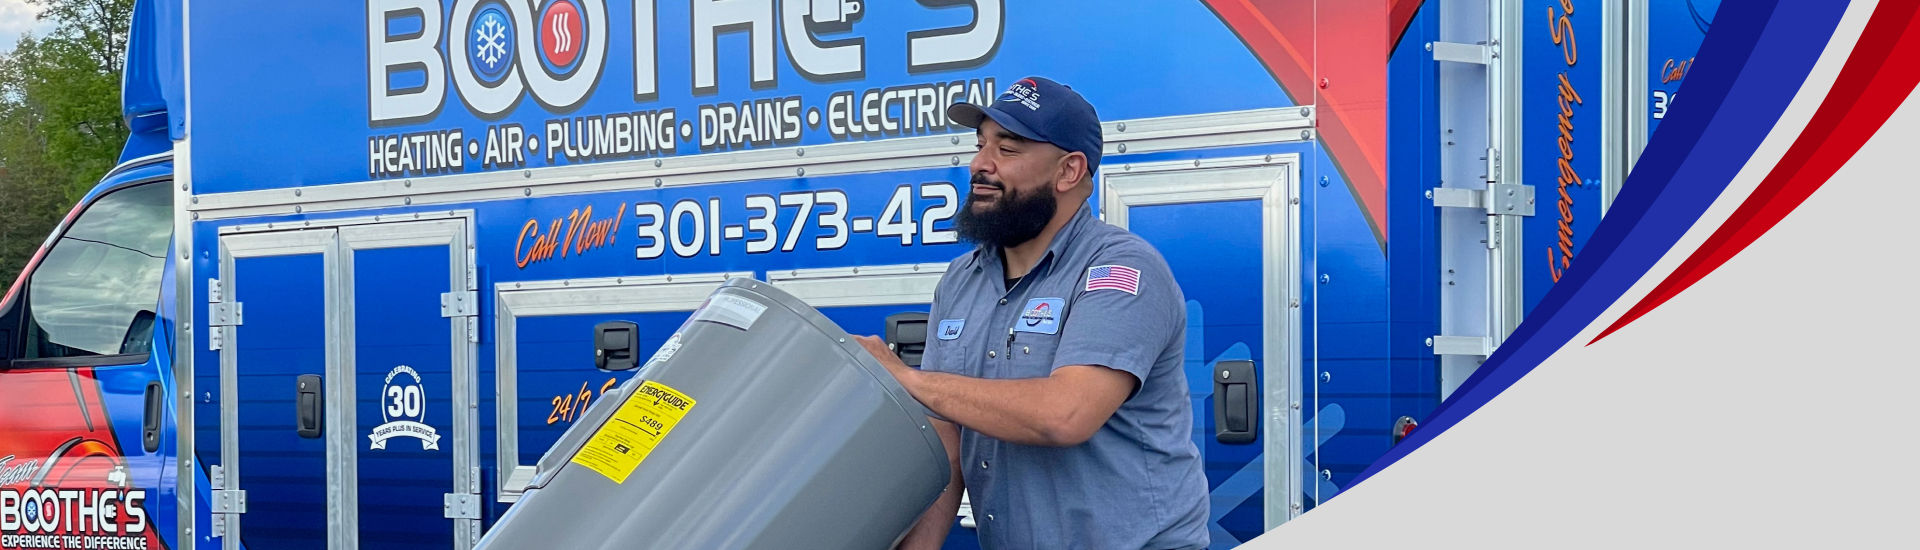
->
<box><xmin>937</xmin><ymin>319</ymin><xmax>965</xmax><ymax>340</ymax></box>
<box><xmin>1015</xmin><ymin>298</ymin><xmax>1065</xmax><ymax>334</ymax></box>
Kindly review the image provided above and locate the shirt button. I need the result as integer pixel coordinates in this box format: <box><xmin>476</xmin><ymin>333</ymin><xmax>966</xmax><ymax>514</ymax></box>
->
<box><xmin>980</xmin><ymin>460</ymin><xmax>989</xmax><ymax>470</ymax></box>
<box><xmin>988</xmin><ymin>350</ymin><xmax>997</xmax><ymax>358</ymax></box>
<box><xmin>986</xmin><ymin>514</ymin><xmax>995</xmax><ymax>521</ymax></box>
<box><xmin>998</xmin><ymin>298</ymin><xmax>1007</xmax><ymax>305</ymax></box>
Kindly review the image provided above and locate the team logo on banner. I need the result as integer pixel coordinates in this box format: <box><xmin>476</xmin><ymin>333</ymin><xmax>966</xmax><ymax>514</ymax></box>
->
<box><xmin>370</xmin><ymin>365</ymin><xmax>441</xmax><ymax>451</ymax></box>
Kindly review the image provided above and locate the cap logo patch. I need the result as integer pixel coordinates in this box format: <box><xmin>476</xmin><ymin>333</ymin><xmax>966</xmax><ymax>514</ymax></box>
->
<box><xmin>999</xmin><ymin>78</ymin><xmax>1042</xmax><ymax>111</ymax></box>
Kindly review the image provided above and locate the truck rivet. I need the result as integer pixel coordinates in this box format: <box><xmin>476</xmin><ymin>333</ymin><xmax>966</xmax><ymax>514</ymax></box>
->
<box><xmin>191</xmin><ymin>213</ymin><xmax>199</xmax><ymax>220</ymax></box>
<box><xmin>951</xmin><ymin>136</ymin><xmax>961</xmax><ymax>145</ymax></box>
<box><xmin>1291</xmin><ymin>402</ymin><xmax>1301</xmax><ymax>410</ymax></box>
<box><xmin>1117</xmin><ymin>143</ymin><xmax>1127</xmax><ymax>153</ymax></box>
<box><xmin>294</xmin><ymin>206</ymin><xmax>303</xmax><ymax>213</ymax></box>
<box><xmin>1301</xmin><ymin>129</ymin><xmax>1314</xmax><ymax>140</ymax></box>
<box><xmin>1425</xmin><ymin>42</ymin><xmax>1434</xmax><ymax>51</ymax></box>
<box><xmin>1320</xmin><ymin>274</ymin><xmax>1330</xmax><ymax>284</ymax></box>
<box><xmin>796</xmin><ymin>148</ymin><xmax>806</xmax><ymax>157</ymax></box>
<box><xmin>655</xmin><ymin>159</ymin><xmax>664</xmax><ymax>167</ymax></box>
<box><xmin>522</xmin><ymin>170</ymin><xmax>532</xmax><ymax>178</ymax></box>
<box><xmin>1321</xmin><ymin>372</ymin><xmax>1332</xmax><ymax>383</ymax></box>
<box><xmin>654</xmin><ymin>178</ymin><xmax>663</xmax><ymax>187</ymax></box>
<box><xmin>1300</xmin><ymin>107</ymin><xmax>1313</xmax><ymax>118</ymax></box>
<box><xmin>294</xmin><ymin>189</ymin><xmax>302</xmax><ymax>196</ymax></box>
<box><xmin>1319</xmin><ymin>176</ymin><xmax>1329</xmax><ymax>187</ymax></box>
<box><xmin>952</xmin><ymin>155</ymin><xmax>961</xmax><ymax>166</ymax></box>
<box><xmin>839</xmin><ymin>338</ymin><xmax>847</xmax><ymax>343</ymax></box>
<box><xmin>797</xmin><ymin>167</ymin><xmax>806</xmax><ymax>176</ymax></box>
<box><xmin>191</xmin><ymin>196</ymin><xmax>199</xmax><ymax>204</ymax></box>
<box><xmin>404</xmin><ymin>180</ymin><xmax>413</xmax><ymax>188</ymax></box>
<box><xmin>180</xmin><ymin>183</ymin><xmax>188</xmax><ymax>190</ymax></box>
<box><xmin>523</xmin><ymin>188</ymin><xmax>532</xmax><ymax>196</ymax></box>
<box><xmin>405</xmin><ymin>197</ymin><xmax>413</xmax><ymax>205</ymax></box>
<box><xmin>1425</xmin><ymin>338</ymin><xmax>1435</xmax><ymax>347</ymax></box>
<box><xmin>1193</xmin><ymin>159</ymin><xmax>1202</xmax><ymax>167</ymax></box>
<box><xmin>1116</xmin><ymin>122</ymin><xmax>1127</xmax><ymax>132</ymax></box>
<box><xmin>1425</xmin><ymin>190</ymin><xmax>1434</xmax><ymax>200</ymax></box>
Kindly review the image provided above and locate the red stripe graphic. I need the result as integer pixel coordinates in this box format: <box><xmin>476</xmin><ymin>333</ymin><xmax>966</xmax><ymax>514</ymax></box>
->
<box><xmin>1204</xmin><ymin>0</ymin><xmax>1391</xmax><ymax>243</ymax></box>
<box><xmin>1593</xmin><ymin>0</ymin><xmax>1920</xmax><ymax>344</ymax></box>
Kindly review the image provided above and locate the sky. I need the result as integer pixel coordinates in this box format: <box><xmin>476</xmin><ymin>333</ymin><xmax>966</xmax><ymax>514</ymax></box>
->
<box><xmin>0</xmin><ymin>0</ymin><xmax>53</xmax><ymax>52</ymax></box>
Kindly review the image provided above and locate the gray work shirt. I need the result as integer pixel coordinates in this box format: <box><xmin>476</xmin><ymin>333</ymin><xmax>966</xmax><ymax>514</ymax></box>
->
<box><xmin>921</xmin><ymin>203</ymin><xmax>1209</xmax><ymax>550</ymax></box>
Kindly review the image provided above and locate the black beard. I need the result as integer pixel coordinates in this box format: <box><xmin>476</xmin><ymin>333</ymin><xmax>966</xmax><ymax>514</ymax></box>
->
<box><xmin>955</xmin><ymin>172</ymin><xmax>1056</xmax><ymax>248</ymax></box>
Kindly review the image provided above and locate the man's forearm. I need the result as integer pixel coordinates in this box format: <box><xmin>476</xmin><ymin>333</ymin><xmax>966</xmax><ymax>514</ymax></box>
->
<box><xmin>903</xmin><ymin>369</ymin><xmax>1107</xmax><ymax>447</ymax></box>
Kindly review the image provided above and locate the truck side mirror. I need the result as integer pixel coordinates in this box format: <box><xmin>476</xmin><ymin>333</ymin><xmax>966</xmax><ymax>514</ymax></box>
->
<box><xmin>0</xmin><ymin>297</ymin><xmax>19</xmax><ymax>364</ymax></box>
<box><xmin>883</xmin><ymin>312</ymin><xmax>929</xmax><ymax>368</ymax></box>
<box><xmin>594</xmin><ymin>321</ymin><xmax>641</xmax><ymax>371</ymax></box>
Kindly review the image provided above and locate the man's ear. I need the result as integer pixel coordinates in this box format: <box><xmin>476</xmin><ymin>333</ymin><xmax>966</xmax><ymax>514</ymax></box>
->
<box><xmin>1055</xmin><ymin>152</ymin><xmax>1089</xmax><ymax>194</ymax></box>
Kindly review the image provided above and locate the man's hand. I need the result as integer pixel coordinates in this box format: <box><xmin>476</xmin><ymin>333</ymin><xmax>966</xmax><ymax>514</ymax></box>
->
<box><xmin>855</xmin><ymin>335</ymin><xmax>920</xmax><ymax>391</ymax></box>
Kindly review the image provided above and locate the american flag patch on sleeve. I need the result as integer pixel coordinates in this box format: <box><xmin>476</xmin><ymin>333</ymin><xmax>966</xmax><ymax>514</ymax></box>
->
<box><xmin>1085</xmin><ymin>265</ymin><xmax>1141</xmax><ymax>295</ymax></box>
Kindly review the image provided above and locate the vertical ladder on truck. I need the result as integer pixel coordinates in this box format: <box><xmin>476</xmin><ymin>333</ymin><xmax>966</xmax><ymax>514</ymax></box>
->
<box><xmin>1428</xmin><ymin>0</ymin><xmax>1531</xmax><ymax>397</ymax></box>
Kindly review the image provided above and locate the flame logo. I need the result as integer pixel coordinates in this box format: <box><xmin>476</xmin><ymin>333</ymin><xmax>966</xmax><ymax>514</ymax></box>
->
<box><xmin>550</xmin><ymin>11</ymin><xmax>573</xmax><ymax>54</ymax></box>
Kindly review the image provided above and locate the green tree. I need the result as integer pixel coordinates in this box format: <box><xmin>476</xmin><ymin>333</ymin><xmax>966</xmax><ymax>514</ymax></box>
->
<box><xmin>0</xmin><ymin>0</ymin><xmax>135</xmax><ymax>286</ymax></box>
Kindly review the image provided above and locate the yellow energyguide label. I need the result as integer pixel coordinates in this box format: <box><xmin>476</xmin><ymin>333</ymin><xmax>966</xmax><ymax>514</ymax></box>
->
<box><xmin>571</xmin><ymin>380</ymin><xmax>698</xmax><ymax>484</ymax></box>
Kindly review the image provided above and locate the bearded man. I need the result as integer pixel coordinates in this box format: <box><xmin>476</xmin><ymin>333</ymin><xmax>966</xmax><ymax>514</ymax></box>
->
<box><xmin>854</xmin><ymin>77</ymin><xmax>1209</xmax><ymax>550</ymax></box>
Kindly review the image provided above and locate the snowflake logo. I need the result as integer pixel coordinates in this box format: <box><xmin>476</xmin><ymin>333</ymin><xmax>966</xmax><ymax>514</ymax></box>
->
<box><xmin>474</xmin><ymin>15</ymin><xmax>510</xmax><ymax>69</ymax></box>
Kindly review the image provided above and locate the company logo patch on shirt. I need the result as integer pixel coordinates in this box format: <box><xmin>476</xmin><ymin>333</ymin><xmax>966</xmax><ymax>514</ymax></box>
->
<box><xmin>1085</xmin><ymin>265</ymin><xmax>1141</xmax><ymax>295</ymax></box>
<box><xmin>937</xmin><ymin>319</ymin><xmax>965</xmax><ymax>340</ymax></box>
<box><xmin>1016</xmin><ymin>298</ymin><xmax>1064</xmax><ymax>334</ymax></box>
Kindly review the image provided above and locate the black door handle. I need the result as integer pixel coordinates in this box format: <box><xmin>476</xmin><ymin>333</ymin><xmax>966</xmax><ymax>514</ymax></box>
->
<box><xmin>884</xmin><ymin>312</ymin><xmax>931</xmax><ymax>368</ymax></box>
<box><xmin>1213</xmin><ymin>360</ymin><xmax>1258</xmax><ymax>444</ymax></box>
<box><xmin>142</xmin><ymin>381</ymin><xmax>164</xmax><ymax>452</ymax></box>
<box><xmin>296</xmin><ymin>374</ymin><xmax>323</xmax><ymax>438</ymax></box>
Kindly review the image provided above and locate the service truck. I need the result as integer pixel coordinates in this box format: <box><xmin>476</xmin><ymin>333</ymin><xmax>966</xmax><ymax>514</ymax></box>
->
<box><xmin>0</xmin><ymin>0</ymin><xmax>1718</xmax><ymax>548</ymax></box>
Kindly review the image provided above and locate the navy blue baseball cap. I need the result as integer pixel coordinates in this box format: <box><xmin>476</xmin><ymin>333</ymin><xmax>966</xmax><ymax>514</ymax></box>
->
<box><xmin>947</xmin><ymin>76</ymin><xmax>1104</xmax><ymax>178</ymax></box>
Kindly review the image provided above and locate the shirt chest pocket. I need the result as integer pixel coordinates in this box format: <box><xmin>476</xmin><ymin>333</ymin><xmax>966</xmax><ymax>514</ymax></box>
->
<box><xmin>1003</xmin><ymin>330</ymin><xmax>1064</xmax><ymax>379</ymax></box>
<box><xmin>926</xmin><ymin>320</ymin><xmax>978</xmax><ymax>377</ymax></box>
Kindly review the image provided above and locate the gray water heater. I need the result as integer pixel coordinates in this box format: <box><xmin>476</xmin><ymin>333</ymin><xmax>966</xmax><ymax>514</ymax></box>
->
<box><xmin>475</xmin><ymin>278</ymin><xmax>951</xmax><ymax>549</ymax></box>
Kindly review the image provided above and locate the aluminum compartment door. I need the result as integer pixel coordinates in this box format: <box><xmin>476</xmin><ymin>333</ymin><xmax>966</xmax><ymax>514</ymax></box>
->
<box><xmin>216</xmin><ymin>229</ymin><xmax>339</xmax><ymax>550</ymax></box>
<box><xmin>346</xmin><ymin>242</ymin><xmax>463</xmax><ymax>549</ymax></box>
<box><xmin>1103</xmin><ymin>158</ymin><xmax>1298</xmax><ymax>547</ymax></box>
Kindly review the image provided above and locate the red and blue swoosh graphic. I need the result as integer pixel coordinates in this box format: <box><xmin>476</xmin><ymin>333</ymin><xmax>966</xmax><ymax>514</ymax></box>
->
<box><xmin>1352</xmin><ymin>0</ymin><xmax>1920</xmax><ymax>486</ymax></box>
